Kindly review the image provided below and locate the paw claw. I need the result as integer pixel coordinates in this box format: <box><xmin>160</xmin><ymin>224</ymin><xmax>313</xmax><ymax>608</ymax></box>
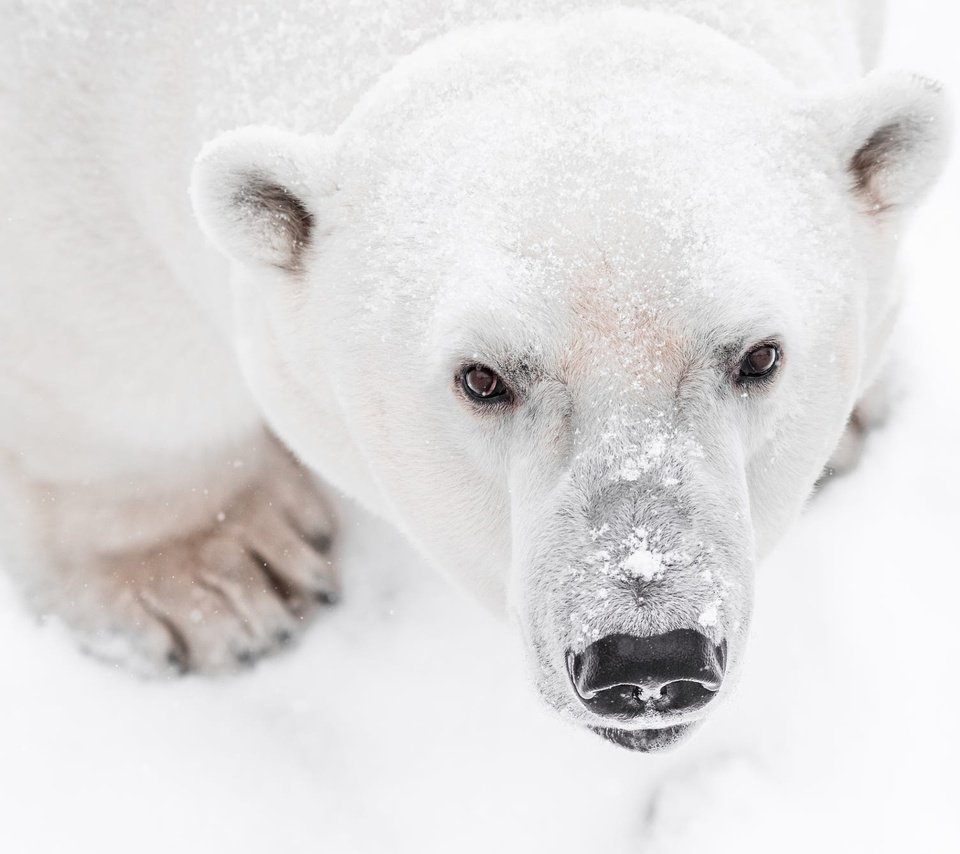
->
<box><xmin>314</xmin><ymin>589</ymin><xmax>340</xmax><ymax>606</ymax></box>
<box><xmin>55</xmin><ymin>442</ymin><xmax>339</xmax><ymax>676</ymax></box>
<box><xmin>306</xmin><ymin>532</ymin><xmax>333</xmax><ymax>554</ymax></box>
<box><xmin>165</xmin><ymin>648</ymin><xmax>189</xmax><ymax>674</ymax></box>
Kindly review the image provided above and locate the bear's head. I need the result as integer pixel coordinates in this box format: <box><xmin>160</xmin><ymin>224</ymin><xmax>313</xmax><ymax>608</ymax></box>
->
<box><xmin>191</xmin><ymin>11</ymin><xmax>948</xmax><ymax>750</ymax></box>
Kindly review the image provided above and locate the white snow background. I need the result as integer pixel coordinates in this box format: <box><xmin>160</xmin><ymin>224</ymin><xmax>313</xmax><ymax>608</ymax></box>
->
<box><xmin>1</xmin><ymin>2</ymin><xmax>958</xmax><ymax>851</ymax></box>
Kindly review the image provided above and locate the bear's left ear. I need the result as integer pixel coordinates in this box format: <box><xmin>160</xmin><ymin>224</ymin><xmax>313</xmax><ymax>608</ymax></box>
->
<box><xmin>819</xmin><ymin>70</ymin><xmax>950</xmax><ymax>215</ymax></box>
<box><xmin>190</xmin><ymin>126</ymin><xmax>333</xmax><ymax>273</ymax></box>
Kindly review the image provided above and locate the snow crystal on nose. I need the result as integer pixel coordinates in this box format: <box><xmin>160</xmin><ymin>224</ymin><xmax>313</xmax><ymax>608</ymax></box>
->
<box><xmin>698</xmin><ymin>600</ymin><xmax>721</xmax><ymax>628</ymax></box>
<box><xmin>622</xmin><ymin>547</ymin><xmax>663</xmax><ymax>581</ymax></box>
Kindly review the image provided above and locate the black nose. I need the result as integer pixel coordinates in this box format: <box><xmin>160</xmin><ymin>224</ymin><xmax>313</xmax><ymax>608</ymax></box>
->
<box><xmin>567</xmin><ymin>630</ymin><xmax>726</xmax><ymax>720</ymax></box>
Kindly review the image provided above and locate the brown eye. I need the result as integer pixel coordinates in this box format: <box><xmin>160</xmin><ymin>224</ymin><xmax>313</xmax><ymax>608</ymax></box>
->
<box><xmin>461</xmin><ymin>364</ymin><xmax>511</xmax><ymax>403</ymax></box>
<box><xmin>739</xmin><ymin>343</ymin><xmax>781</xmax><ymax>381</ymax></box>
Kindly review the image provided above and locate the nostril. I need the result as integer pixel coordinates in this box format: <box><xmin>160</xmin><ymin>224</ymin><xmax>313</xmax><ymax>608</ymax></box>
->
<box><xmin>567</xmin><ymin>630</ymin><xmax>726</xmax><ymax>720</ymax></box>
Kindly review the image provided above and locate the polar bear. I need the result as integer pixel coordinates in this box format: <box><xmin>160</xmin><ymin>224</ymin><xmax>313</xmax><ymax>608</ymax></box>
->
<box><xmin>0</xmin><ymin>0</ymin><xmax>948</xmax><ymax>751</ymax></box>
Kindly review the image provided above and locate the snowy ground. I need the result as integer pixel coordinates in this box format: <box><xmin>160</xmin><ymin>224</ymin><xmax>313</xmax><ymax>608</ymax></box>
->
<box><xmin>1</xmin><ymin>3</ymin><xmax>958</xmax><ymax>852</ymax></box>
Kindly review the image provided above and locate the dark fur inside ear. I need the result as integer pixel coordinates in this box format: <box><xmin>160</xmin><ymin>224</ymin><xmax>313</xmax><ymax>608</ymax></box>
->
<box><xmin>233</xmin><ymin>178</ymin><xmax>314</xmax><ymax>272</ymax></box>
<box><xmin>848</xmin><ymin>119</ymin><xmax>924</xmax><ymax>213</ymax></box>
<box><xmin>191</xmin><ymin>127</ymin><xmax>328</xmax><ymax>274</ymax></box>
<box><xmin>831</xmin><ymin>71</ymin><xmax>949</xmax><ymax>216</ymax></box>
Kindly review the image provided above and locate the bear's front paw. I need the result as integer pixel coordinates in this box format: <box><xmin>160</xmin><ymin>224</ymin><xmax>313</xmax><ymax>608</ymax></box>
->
<box><xmin>51</xmin><ymin>448</ymin><xmax>338</xmax><ymax>675</ymax></box>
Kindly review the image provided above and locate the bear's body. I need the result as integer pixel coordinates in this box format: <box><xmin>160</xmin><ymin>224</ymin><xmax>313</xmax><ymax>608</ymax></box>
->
<box><xmin>0</xmin><ymin>1</ymin><xmax>947</xmax><ymax>748</ymax></box>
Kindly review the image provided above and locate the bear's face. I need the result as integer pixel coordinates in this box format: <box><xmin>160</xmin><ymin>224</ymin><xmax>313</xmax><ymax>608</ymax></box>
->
<box><xmin>192</xmin><ymin>12</ymin><xmax>948</xmax><ymax>749</ymax></box>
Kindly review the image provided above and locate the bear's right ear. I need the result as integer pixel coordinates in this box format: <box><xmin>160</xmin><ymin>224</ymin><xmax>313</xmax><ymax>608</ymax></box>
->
<box><xmin>190</xmin><ymin>126</ymin><xmax>333</xmax><ymax>273</ymax></box>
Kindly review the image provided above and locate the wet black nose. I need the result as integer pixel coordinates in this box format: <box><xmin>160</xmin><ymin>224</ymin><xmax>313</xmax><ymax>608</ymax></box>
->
<box><xmin>567</xmin><ymin>630</ymin><xmax>726</xmax><ymax>719</ymax></box>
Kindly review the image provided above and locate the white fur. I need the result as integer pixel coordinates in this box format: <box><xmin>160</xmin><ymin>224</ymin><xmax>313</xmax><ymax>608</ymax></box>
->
<box><xmin>0</xmin><ymin>1</ymin><xmax>948</xmax><ymax>742</ymax></box>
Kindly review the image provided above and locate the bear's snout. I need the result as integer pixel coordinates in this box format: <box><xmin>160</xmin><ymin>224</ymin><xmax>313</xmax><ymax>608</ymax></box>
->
<box><xmin>566</xmin><ymin>630</ymin><xmax>726</xmax><ymax>720</ymax></box>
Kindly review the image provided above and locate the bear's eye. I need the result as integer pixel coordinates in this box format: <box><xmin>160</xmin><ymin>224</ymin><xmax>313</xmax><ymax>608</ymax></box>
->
<box><xmin>460</xmin><ymin>364</ymin><xmax>512</xmax><ymax>404</ymax></box>
<box><xmin>738</xmin><ymin>343</ymin><xmax>781</xmax><ymax>382</ymax></box>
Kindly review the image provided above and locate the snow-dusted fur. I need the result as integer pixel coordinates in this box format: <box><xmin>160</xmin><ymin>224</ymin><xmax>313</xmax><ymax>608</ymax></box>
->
<box><xmin>0</xmin><ymin>1</ymin><xmax>948</xmax><ymax>746</ymax></box>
